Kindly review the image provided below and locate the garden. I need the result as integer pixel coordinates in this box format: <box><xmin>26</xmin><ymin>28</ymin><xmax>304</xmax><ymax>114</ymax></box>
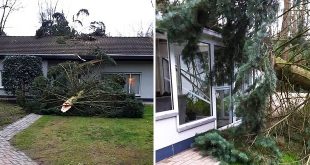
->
<box><xmin>0</xmin><ymin>49</ymin><xmax>153</xmax><ymax>164</ymax></box>
<box><xmin>11</xmin><ymin>105</ymin><xmax>153</xmax><ymax>164</ymax></box>
<box><xmin>0</xmin><ymin>101</ymin><xmax>26</xmax><ymax>129</ymax></box>
<box><xmin>158</xmin><ymin>0</ymin><xmax>310</xmax><ymax>164</ymax></box>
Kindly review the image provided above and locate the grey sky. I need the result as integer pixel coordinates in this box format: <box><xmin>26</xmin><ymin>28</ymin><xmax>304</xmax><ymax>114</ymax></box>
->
<box><xmin>4</xmin><ymin>0</ymin><xmax>154</xmax><ymax>36</ymax></box>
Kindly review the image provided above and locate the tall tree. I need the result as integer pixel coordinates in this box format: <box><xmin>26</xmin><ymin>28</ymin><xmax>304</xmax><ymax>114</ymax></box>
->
<box><xmin>89</xmin><ymin>21</ymin><xmax>106</xmax><ymax>36</ymax></box>
<box><xmin>0</xmin><ymin>0</ymin><xmax>21</xmax><ymax>35</ymax></box>
<box><xmin>73</xmin><ymin>9</ymin><xmax>106</xmax><ymax>37</ymax></box>
<box><xmin>73</xmin><ymin>8</ymin><xmax>89</xmax><ymax>27</ymax></box>
<box><xmin>36</xmin><ymin>0</ymin><xmax>74</xmax><ymax>38</ymax></box>
<box><xmin>159</xmin><ymin>0</ymin><xmax>310</xmax><ymax>134</ymax></box>
<box><xmin>38</xmin><ymin>0</ymin><xmax>59</xmax><ymax>24</ymax></box>
<box><xmin>158</xmin><ymin>0</ymin><xmax>279</xmax><ymax>133</ymax></box>
<box><xmin>35</xmin><ymin>11</ymin><xmax>74</xmax><ymax>38</ymax></box>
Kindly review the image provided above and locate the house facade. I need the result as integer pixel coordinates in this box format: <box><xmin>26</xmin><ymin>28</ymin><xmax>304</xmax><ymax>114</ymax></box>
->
<box><xmin>155</xmin><ymin>29</ymin><xmax>250</xmax><ymax>161</ymax></box>
<box><xmin>0</xmin><ymin>36</ymin><xmax>153</xmax><ymax>101</ymax></box>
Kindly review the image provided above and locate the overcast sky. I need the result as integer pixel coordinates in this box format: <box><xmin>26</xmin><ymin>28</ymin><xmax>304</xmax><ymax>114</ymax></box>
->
<box><xmin>4</xmin><ymin>0</ymin><xmax>154</xmax><ymax>36</ymax></box>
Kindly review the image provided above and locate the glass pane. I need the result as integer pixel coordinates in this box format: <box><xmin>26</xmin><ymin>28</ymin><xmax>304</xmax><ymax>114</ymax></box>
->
<box><xmin>216</xmin><ymin>88</ymin><xmax>232</xmax><ymax>128</ymax></box>
<box><xmin>156</xmin><ymin>39</ymin><xmax>173</xmax><ymax>112</ymax></box>
<box><xmin>128</xmin><ymin>74</ymin><xmax>140</xmax><ymax>94</ymax></box>
<box><xmin>162</xmin><ymin>58</ymin><xmax>171</xmax><ymax>93</ymax></box>
<box><xmin>0</xmin><ymin>71</ymin><xmax>2</xmax><ymax>87</ymax></box>
<box><xmin>124</xmin><ymin>74</ymin><xmax>130</xmax><ymax>93</ymax></box>
<box><xmin>177</xmin><ymin>43</ymin><xmax>212</xmax><ymax>125</ymax></box>
<box><xmin>214</xmin><ymin>46</ymin><xmax>231</xmax><ymax>86</ymax></box>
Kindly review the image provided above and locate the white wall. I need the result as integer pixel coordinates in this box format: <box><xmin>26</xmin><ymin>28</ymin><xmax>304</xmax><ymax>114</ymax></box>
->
<box><xmin>155</xmin><ymin>116</ymin><xmax>215</xmax><ymax>150</ymax></box>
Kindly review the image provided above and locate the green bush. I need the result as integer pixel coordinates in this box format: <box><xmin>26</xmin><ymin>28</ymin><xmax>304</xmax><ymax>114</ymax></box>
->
<box><xmin>193</xmin><ymin>131</ymin><xmax>250</xmax><ymax>164</ymax></box>
<box><xmin>2</xmin><ymin>56</ymin><xmax>43</xmax><ymax>107</ymax></box>
<box><xmin>251</xmin><ymin>136</ymin><xmax>282</xmax><ymax>165</ymax></box>
<box><xmin>28</xmin><ymin>60</ymin><xmax>144</xmax><ymax>118</ymax></box>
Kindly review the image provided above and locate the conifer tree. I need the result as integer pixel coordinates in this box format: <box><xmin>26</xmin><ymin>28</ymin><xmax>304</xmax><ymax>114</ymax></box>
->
<box><xmin>158</xmin><ymin>0</ymin><xmax>280</xmax><ymax>134</ymax></box>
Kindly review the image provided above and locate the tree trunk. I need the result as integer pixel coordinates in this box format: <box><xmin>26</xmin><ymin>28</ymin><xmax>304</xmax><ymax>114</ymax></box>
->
<box><xmin>274</xmin><ymin>57</ymin><xmax>310</xmax><ymax>89</ymax></box>
<box><xmin>280</xmin><ymin>0</ymin><xmax>291</xmax><ymax>38</ymax></box>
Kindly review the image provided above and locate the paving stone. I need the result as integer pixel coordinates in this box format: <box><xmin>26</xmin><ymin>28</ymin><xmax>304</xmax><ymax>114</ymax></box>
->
<box><xmin>0</xmin><ymin>114</ymin><xmax>41</xmax><ymax>165</ymax></box>
<box><xmin>157</xmin><ymin>149</ymin><xmax>220</xmax><ymax>165</ymax></box>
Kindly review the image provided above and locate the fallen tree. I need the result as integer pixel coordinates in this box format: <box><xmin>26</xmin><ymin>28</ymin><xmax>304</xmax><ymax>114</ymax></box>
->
<box><xmin>27</xmin><ymin>49</ymin><xmax>144</xmax><ymax>118</ymax></box>
<box><xmin>274</xmin><ymin>57</ymin><xmax>310</xmax><ymax>90</ymax></box>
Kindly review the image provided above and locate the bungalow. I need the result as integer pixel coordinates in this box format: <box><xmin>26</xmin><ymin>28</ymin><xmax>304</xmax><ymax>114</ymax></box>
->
<box><xmin>0</xmin><ymin>36</ymin><xmax>153</xmax><ymax>102</ymax></box>
<box><xmin>155</xmin><ymin>29</ymin><xmax>253</xmax><ymax>161</ymax></box>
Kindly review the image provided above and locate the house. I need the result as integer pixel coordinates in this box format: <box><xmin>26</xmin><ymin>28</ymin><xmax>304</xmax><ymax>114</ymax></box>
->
<box><xmin>155</xmin><ymin>29</ymin><xmax>253</xmax><ymax>161</ymax></box>
<box><xmin>0</xmin><ymin>36</ymin><xmax>153</xmax><ymax>102</ymax></box>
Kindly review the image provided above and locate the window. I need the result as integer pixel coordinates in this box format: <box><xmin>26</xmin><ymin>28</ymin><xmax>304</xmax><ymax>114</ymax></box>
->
<box><xmin>0</xmin><ymin>70</ymin><xmax>3</xmax><ymax>88</ymax></box>
<box><xmin>124</xmin><ymin>73</ymin><xmax>141</xmax><ymax>95</ymax></box>
<box><xmin>242</xmin><ymin>70</ymin><xmax>254</xmax><ymax>92</ymax></box>
<box><xmin>214</xmin><ymin>46</ymin><xmax>232</xmax><ymax>86</ymax></box>
<box><xmin>102</xmin><ymin>73</ymin><xmax>141</xmax><ymax>96</ymax></box>
<box><xmin>162</xmin><ymin>58</ymin><xmax>171</xmax><ymax>94</ymax></box>
<box><xmin>215</xmin><ymin>88</ymin><xmax>232</xmax><ymax>128</ymax></box>
<box><xmin>156</xmin><ymin>39</ymin><xmax>173</xmax><ymax>113</ymax></box>
<box><xmin>214</xmin><ymin>46</ymin><xmax>233</xmax><ymax>128</ymax></box>
<box><xmin>176</xmin><ymin>43</ymin><xmax>212</xmax><ymax>125</ymax></box>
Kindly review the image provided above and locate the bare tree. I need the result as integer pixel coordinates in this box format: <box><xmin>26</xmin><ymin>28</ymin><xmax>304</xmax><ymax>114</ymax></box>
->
<box><xmin>135</xmin><ymin>22</ymin><xmax>153</xmax><ymax>37</ymax></box>
<box><xmin>38</xmin><ymin>0</ymin><xmax>59</xmax><ymax>23</ymax></box>
<box><xmin>0</xmin><ymin>0</ymin><xmax>21</xmax><ymax>35</ymax></box>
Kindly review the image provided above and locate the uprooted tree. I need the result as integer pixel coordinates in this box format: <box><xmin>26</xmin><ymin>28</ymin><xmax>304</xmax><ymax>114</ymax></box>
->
<box><xmin>159</xmin><ymin>0</ymin><xmax>310</xmax><ymax>164</ymax></box>
<box><xmin>27</xmin><ymin>49</ymin><xmax>144</xmax><ymax>118</ymax></box>
<box><xmin>36</xmin><ymin>2</ymin><xmax>107</xmax><ymax>38</ymax></box>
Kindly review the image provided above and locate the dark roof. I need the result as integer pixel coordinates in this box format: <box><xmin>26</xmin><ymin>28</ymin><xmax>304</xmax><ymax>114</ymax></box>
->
<box><xmin>0</xmin><ymin>36</ymin><xmax>153</xmax><ymax>56</ymax></box>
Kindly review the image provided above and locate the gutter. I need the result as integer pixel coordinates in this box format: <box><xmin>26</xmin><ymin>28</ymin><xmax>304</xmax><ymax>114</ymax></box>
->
<box><xmin>0</xmin><ymin>53</ymin><xmax>153</xmax><ymax>61</ymax></box>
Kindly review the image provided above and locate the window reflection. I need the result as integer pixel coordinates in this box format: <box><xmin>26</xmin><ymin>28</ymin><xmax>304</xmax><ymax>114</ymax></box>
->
<box><xmin>214</xmin><ymin>46</ymin><xmax>231</xmax><ymax>86</ymax></box>
<box><xmin>216</xmin><ymin>88</ymin><xmax>232</xmax><ymax>128</ymax></box>
<box><xmin>126</xmin><ymin>74</ymin><xmax>140</xmax><ymax>95</ymax></box>
<box><xmin>156</xmin><ymin>39</ymin><xmax>173</xmax><ymax>112</ymax></box>
<box><xmin>214</xmin><ymin>46</ymin><xmax>233</xmax><ymax>127</ymax></box>
<box><xmin>177</xmin><ymin>43</ymin><xmax>212</xmax><ymax>125</ymax></box>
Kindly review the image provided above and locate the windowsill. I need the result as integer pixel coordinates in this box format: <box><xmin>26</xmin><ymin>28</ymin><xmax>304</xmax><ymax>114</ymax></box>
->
<box><xmin>155</xmin><ymin>110</ymin><xmax>178</xmax><ymax>121</ymax></box>
<box><xmin>177</xmin><ymin>116</ymin><xmax>216</xmax><ymax>132</ymax></box>
<box><xmin>0</xmin><ymin>86</ymin><xmax>3</xmax><ymax>89</ymax></box>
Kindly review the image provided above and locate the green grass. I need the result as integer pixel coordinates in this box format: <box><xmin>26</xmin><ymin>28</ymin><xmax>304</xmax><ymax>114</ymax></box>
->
<box><xmin>0</xmin><ymin>101</ymin><xmax>26</xmax><ymax>129</ymax></box>
<box><xmin>281</xmin><ymin>152</ymin><xmax>300</xmax><ymax>165</ymax></box>
<box><xmin>11</xmin><ymin>105</ymin><xmax>153</xmax><ymax>165</ymax></box>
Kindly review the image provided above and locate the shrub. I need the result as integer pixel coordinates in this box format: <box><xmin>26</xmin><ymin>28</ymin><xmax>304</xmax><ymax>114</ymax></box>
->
<box><xmin>28</xmin><ymin>58</ymin><xmax>144</xmax><ymax>118</ymax></box>
<box><xmin>193</xmin><ymin>131</ymin><xmax>250</xmax><ymax>164</ymax></box>
<box><xmin>2</xmin><ymin>56</ymin><xmax>42</xmax><ymax>107</ymax></box>
<box><xmin>251</xmin><ymin>136</ymin><xmax>282</xmax><ymax>165</ymax></box>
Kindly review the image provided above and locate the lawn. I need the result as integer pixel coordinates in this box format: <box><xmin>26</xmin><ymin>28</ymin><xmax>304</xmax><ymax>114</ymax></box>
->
<box><xmin>0</xmin><ymin>101</ymin><xmax>27</xmax><ymax>129</ymax></box>
<box><xmin>11</xmin><ymin>105</ymin><xmax>153</xmax><ymax>165</ymax></box>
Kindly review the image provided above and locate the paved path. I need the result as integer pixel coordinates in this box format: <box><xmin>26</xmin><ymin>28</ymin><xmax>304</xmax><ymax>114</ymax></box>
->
<box><xmin>157</xmin><ymin>149</ymin><xmax>220</xmax><ymax>165</ymax></box>
<box><xmin>0</xmin><ymin>114</ymin><xmax>41</xmax><ymax>165</ymax></box>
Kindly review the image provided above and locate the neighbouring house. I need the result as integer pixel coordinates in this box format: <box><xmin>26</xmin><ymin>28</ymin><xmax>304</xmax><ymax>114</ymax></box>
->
<box><xmin>0</xmin><ymin>36</ymin><xmax>153</xmax><ymax>102</ymax></box>
<box><xmin>155</xmin><ymin>29</ymin><xmax>255</xmax><ymax>161</ymax></box>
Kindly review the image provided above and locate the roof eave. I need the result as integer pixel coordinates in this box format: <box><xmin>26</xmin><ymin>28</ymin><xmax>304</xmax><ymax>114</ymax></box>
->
<box><xmin>0</xmin><ymin>53</ymin><xmax>153</xmax><ymax>61</ymax></box>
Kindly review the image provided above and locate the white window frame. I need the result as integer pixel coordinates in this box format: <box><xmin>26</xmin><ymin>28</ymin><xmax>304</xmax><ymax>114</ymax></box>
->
<box><xmin>173</xmin><ymin>42</ymin><xmax>217</xmax><ymax>132</ymax></box>
<box><xmin>156</xmin><ymin>30</ymin><xmax>242</xmax><ymax>131</ymax></box>
<box><xmin>0</xmin><ymin>70</ymin><xmax>3</xmax><ymax>88</ymax></box>
<box><xmin>155</xmin><ymin>37</ymin><xmax>176</xmax><ymax>118</ymax></box>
